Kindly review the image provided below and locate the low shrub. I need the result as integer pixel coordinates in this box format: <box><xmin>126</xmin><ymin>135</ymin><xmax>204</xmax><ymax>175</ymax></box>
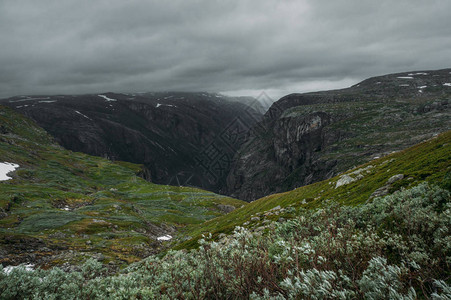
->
<box><xmin>1</xmin><ymin>183</ymin><xmax>450</xmax><ymax>299</ymax></box>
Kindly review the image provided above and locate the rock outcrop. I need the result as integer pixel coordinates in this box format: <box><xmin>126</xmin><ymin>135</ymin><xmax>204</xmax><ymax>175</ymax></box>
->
<box><xmin>226</xmin><ymin>68</ymin><xmax>451</xmax><ymax>201</ymax></box>
<box><xmin>0</xmin><ymin>92</ymin><xmax>264</xmax><ymax>193</ymax></box>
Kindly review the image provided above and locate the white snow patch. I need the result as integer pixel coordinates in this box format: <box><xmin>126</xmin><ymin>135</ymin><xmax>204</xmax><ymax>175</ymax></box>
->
<box><xmin>38</xmin><ymin>100</ymin><xmax>57</xmax><ymax>103</ymax></box>
<box><xmin>75</xmin><ymin>110</ymin><xmax>92</xmax><ymax>120</ymax></box>
<box><xmin>156</xmin><ymin>103</ymin><xmax>177</xmax><ymax>108</ymax></box>
<box><xmin>62</xmin><ymin>206</ymin><xmax>70</xmax><ymax>211</ymax></box>
<box><xmin>3</xmin><ymin>264</ymin><xmax>34</xmax><ymax>275</ymax></box>
<box><xmin>0</xmin><ymin>162</ymin><xmax>19</xmax><ymax>181</ymax></box>
<box><xmin>164</xmin><ymin>96</ymin><xmax>173</xmax><ymax>99</ymax></box>
<box><xmin>157</xmin><ymin>235</ymin><xmax>172</xmax><ymax>241</ymax></box>
<box><xmin>9</xmin><ymin>97</ymin><xmax>50</xmax><ymax>103</ymax></box>
<box><xmin>399</xmin><ymin>84</ymin><xmax>409</xmax><ymax>87</ymax></box>
<box><xmin>408</xmin><ymin>72</ymin><xmax>428</xmax><ymax>76</ymax></box>
<box><xmin>397</xmin><ymin>76</ymin><xmax>414</xmax><ymax>79</ymax></box>
<box><xmin>418</xmin><ymin>86</ymin><xmax>427</xmax><ymax>89</ymax></box>
<box><xmin>376</xmin><ymin>82</ymin><xmax>381</xmax><ymax>84</ymax></box>
<box><xmin>98</xmin><ymin>95</ymin><xmax>117</xmax><ymax>102</ymax></box>
<box><xmin>443</xmin><ymin>83</ymin><xmax>451</xmax><ymax>87</ymax></box>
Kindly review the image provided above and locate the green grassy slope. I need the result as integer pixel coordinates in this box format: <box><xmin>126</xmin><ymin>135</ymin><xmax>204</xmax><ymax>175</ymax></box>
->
<box><xmin>0</xmin><ymin>105</ymin><xmax>245</xmax><ymax>267</ymax></box>
<box><xmin>177</xmin><ymin>130</ymin><xmax>451</xmax><ymax>249</ymax></box>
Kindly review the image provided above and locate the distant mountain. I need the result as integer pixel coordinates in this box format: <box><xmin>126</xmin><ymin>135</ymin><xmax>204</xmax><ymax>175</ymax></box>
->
<box><xmin>226</xmin><ymin>68</ymin><xmax>451</xmax><ymax>201</ymax></box>
<box><xmin>0</xmin><ymin>92</ymin><xmax>264</xmax><ymax>193</ymax></box>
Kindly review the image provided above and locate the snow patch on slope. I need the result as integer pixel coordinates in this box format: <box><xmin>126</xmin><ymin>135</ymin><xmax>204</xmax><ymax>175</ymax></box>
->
<box><xmin>75</xmin><ymin>110</ymin><xmax>92</xmax><ymax>120</ymax></box>
<box><xmin>157</xmin><ymin>235</ymin><xmax>172</xmax><ymax>241</ymax></box>
<box><xmin>98</xmin><ymin>95</ymin><xmax>117</xmax><ymax>102</ymax></box>
<box><xmin>0</xmin><ymin>162</ymin><xmax>19</xmax><ymax>181</ymax></box>
<box><xmin>156</xmin><ymin>103</ymin><xmax>177</xmax><ymax>108</ymax></box>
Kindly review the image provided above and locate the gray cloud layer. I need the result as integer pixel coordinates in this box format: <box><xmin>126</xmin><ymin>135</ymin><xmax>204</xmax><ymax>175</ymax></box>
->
<box><xmin>1</xmin><ymin>0</ymin><xmax>450</xmax><ymax>100</ymax></box>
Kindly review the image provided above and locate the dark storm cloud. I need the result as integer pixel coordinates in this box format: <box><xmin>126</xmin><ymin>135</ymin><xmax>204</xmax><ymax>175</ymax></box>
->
<box><xmin>1</xmin><ymin>0</ymin><xmax>450</xmax><ymax>99</ymax></box>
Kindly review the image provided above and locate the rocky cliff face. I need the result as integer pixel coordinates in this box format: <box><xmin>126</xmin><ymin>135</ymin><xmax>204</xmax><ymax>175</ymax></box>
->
<box><xmin>226</xmin><ymin>68</ymin><xmax>451</xmax><ymax>201</ymax></box>
<box><xmin>0</xmin><ymin>92</ymin><xmax>264</xmax><ymax>193</ymax></box>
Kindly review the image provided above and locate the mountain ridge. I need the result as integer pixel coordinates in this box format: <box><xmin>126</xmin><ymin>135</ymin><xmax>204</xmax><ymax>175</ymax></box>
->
<box><xmin>0</xmin><ymin>92</ymin><xmax>265</xmax><ymax>194</ymax></box>
<box><xmin>226</xmin><ymin>68</ymin><xmax>451</xmax><ymax>200</ymax></box>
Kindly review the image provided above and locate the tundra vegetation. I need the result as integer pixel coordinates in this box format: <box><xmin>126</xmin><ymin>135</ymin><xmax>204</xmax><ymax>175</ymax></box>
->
<box><xmin>1</xmin><ymin>183</ymin><xmax>450</xmax><ymax>299</ymax></box>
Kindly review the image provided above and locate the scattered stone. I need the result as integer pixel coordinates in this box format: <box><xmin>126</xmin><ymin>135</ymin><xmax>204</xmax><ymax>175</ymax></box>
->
<box><xmin>135</xmin><ymin>228</ymin><xmax>146</xmax><ymax>234</ymax></box>
<box><xmin>217</xmin><ymin>204</ymin><xmax>235</xmax><ymax>213</ymax></box>
<box><xmin>48</xmin><ymin>232</ymin><xmax>66</xmax><ymax>239</ymax></box>
<box><xmin>369</xmin><ymin>174</ymin><xmax>404</xmax><ymax>201</ymax></box>
<box><xmin>335</xmin><ymin>175</ymin><xmax>356</xmax><ymax>188</ymax></box>
<box><xmin>250</xmin><ymin>216</ymin><xmax>260</xmax><ymax>222</ymax></box>
<box><xmin>94</xmin><ymin>253</ymin><xmax>105</xmax><ymax>261</ymax></box>
<box><xmin>92</xmin><ymin>219</ymin><xmax>107</xmax><ymax>223</ymax></box>
<box><xmin>370</xmin><ymin>186</ymin><xmax>390</xmax><ymax>199</ymax></box>
<box><xmin>336</xmin><ymin>165</ymin><xmax>374</xmax><ymax>188</ymax></box>
<box><xmin>387</xmin><ymin>174</ymin><xmax>404</xmax><ymax>184</ymax></box>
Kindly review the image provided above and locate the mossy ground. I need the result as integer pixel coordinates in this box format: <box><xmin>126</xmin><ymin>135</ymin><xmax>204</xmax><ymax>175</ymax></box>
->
<box><xmin>0</xmin><ymin>105</ymin><xmax>246</xmax><ymax>267</ymax></box>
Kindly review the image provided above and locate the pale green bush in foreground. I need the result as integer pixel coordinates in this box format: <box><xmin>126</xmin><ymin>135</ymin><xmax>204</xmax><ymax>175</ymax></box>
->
<box><xmin>1</xmin><ymin>183</ymin><xmax>450</xmax><ymax>299</ymax></box>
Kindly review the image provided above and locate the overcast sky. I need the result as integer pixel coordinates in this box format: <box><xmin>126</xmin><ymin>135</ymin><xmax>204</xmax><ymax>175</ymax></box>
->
<box><xmin>1</xmin><ymin>0</ymin><xmax>450</xmax><ymax>100</ymax></box>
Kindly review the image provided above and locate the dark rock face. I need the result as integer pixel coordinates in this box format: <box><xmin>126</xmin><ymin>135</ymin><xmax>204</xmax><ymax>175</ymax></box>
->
<box><xmin>226</xmin><ymin>68</ymin><xmax>451</xmax><ymax>201</ymax></box>
<box><xmin>0</xmin><ymin>92</ymin><xmax>264</xmax><ymax>193</ymax></box>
